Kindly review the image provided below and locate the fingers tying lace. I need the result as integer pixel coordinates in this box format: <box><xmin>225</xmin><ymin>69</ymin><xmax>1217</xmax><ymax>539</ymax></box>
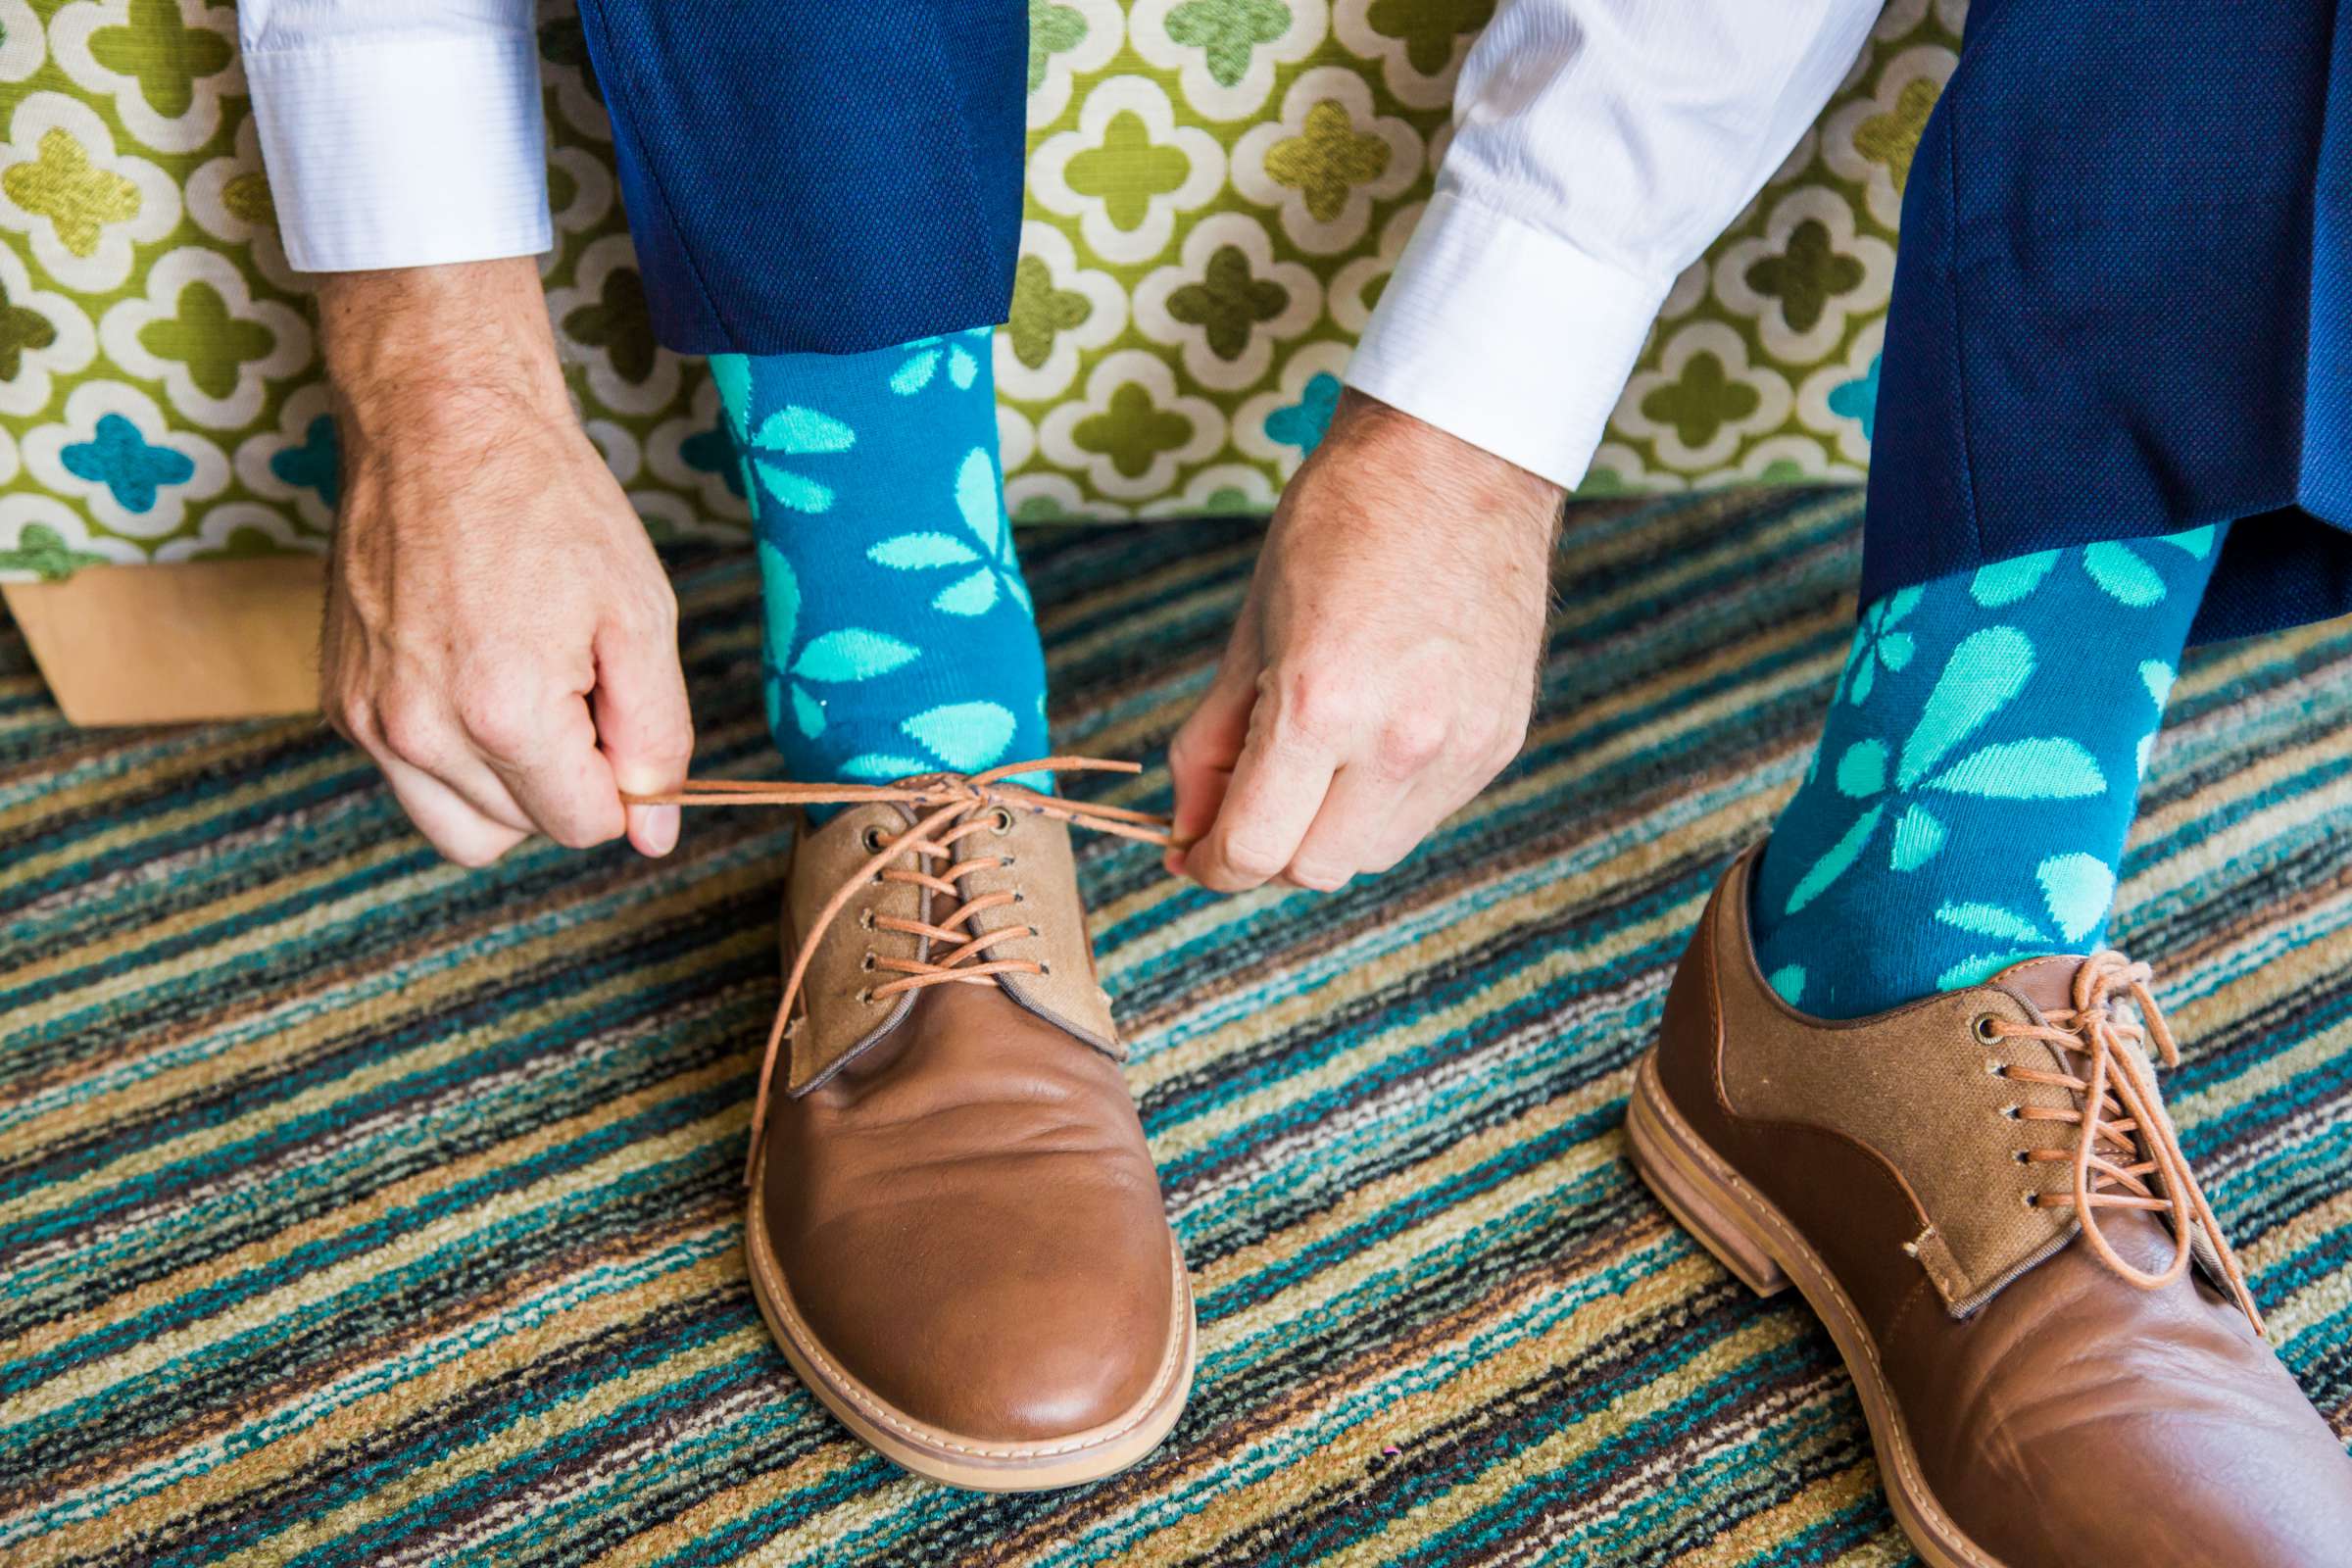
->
<box><xmin>624</xmin><ymin>758</ymin><xmax>1175</xmax><ymax>1181</ymax></box>
<box><xmin>1984</xmin><ymin>951</ymin><xmax>2264</xmax><ymax>1334</ymax></box>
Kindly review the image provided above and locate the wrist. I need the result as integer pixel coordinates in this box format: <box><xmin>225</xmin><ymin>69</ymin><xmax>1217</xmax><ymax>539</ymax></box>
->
<box><xmin>318</xmin><ymin>259</ymin><xmax>572</xmax><ymax>441</ymax></box>
<box><xmin>1310</xmin><ymin>390</ymin><xmax>1564</xmax><ymax>536</ymax></box>
<box><xmin>1331</xmin><ymin>391</ymin><xmax>1561</xmax><ymax>496</ymax></box>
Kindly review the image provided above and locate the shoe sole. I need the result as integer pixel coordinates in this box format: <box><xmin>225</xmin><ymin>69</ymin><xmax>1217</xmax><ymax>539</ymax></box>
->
<box><xmin>744</xmin><ymin>1165</ymin><xmax>1197</xmax><ymax>1492</ymax></box>
<box><xmin>1627</xmin><ymin>1051</ymin><xmax>2010</xmax><ymax>1568</ymax></box>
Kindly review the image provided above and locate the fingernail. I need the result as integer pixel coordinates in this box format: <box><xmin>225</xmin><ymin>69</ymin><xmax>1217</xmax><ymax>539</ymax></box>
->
<box><xmin>642</xmin><ymin>804</ymin><xmax>680</xmax><ymax>857</ymax></box>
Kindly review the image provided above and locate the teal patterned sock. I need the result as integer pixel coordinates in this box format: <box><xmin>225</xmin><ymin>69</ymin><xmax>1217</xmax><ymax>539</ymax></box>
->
<box><xmin>1750</xmin><ymin>527</ymin><xmax>2226</xmax><ymax>1018</ymax></box>
<box><xmin>711</xmin><ymin>330</ymin><xmax>1049</xmax><ymax>822</ymax></box>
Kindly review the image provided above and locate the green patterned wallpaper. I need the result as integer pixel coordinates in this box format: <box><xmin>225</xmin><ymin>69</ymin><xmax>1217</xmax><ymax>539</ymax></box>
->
<box><xmin>0</xmin><ymin>0</ymin><xmax>1963</xmax><ymax>581</ymax></box>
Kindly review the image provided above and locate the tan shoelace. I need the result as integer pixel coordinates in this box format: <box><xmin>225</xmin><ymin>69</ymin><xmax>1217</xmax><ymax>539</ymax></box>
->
<box><xmin>624</xmin><ymin>757</ymin><xmax>1176</xmax><ymax>1179</ymax></box>
<box><xmin>1986</xmin><ymin>951</ymin><xmax>2264</xmax><ymax>1332</ymax></box>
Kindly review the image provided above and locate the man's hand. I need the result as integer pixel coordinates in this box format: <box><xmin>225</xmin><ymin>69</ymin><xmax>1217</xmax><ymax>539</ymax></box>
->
<box><xmin>1168</xmin><ymin>390</ymin><xmax>1561</xmax><ymax>893</ymax></box>
<box><xmin>317</xmin><ymin>259</ymin><xmax>691</xmax><ymax>867</ymax></box>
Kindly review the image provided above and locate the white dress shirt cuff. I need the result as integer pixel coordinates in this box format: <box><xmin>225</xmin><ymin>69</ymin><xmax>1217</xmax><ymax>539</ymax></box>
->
<box><xmin>245</xmin><ymin>32</ymin><xmax>553</xmax><ymax>272</ymax></box>
<box><xmin>1344</xmin><ymin>189</ymin><xmax>1672</xmax><ymax>491</ymax></box>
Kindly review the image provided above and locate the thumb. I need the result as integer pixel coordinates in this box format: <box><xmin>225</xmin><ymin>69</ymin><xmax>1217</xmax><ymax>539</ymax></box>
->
<box><xmin>1165</xmin><ymin>637</ymin><xmax>1259</xmax><ymax>877</ymax></box>
<box><xmin>592</xmin><ymin>615</ymin><xmax>695</xmax><ymax>858</ymax></box>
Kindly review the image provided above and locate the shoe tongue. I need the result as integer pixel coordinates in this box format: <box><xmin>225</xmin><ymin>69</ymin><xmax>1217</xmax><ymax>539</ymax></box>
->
<box><xmin>1986</xmin><ymin>955</ymin><xmax>2094</xmax><ymax>1018</ymax></box>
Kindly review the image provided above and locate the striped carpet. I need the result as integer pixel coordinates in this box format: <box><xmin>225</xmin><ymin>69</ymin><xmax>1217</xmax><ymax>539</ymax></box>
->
<box><xmin>7</xmin><ymin>489</ymin><xmax>2352</xmax><ymax>1567</ymax></box>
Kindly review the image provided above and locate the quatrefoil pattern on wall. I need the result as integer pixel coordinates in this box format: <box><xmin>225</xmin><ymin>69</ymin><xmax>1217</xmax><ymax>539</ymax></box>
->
<box><xmin>2</xmin><ymin>0</ymin><xmax>1966</xmax><ymax>578</ymax></box>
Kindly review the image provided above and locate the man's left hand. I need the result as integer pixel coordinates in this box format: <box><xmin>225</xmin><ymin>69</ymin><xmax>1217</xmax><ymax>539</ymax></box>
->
<box><xmin>1167</xmin><ymin>390</ymin><xmax>1563</xmax><ymax>893</ymax></box>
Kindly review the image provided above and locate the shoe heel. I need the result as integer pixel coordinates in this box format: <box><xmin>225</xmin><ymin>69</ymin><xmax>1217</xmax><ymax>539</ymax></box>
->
<box><xmin>1627</xmin><ymin>1056</ymin><xmax>1790</xmax><ymax>1298</ymax></box>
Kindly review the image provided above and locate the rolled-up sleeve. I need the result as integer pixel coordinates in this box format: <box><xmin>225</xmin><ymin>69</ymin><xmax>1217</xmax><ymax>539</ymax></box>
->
<box><xmin>1345</xmin><ymin>0</ymin><xmax>1886</xmax><ymax>487</ymax></box>
<box><xmin>240</xmin><ymin>0</ymin><xmax>553</xmax><ymax>272</ymax></box>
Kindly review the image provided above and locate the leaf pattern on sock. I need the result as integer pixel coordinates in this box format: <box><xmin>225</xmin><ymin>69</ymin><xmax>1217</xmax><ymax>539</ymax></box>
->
<box><xmin>1926</xmin><ymin>738</ymin><xmax>2104</xmax><ymax>799</ymax></box>
<box><xmin>2158</xmin><ymin>524</ymin><xmax>2218</xmax><ymax>560</ymax></box>
<box><xmin>746</xmin><ymin>404</ymin><xmax>857</xmax><ymax>515</ymax></box>
<box><xmin>903</xmin><ymin>701</ymin><xmax>1019</xmax><ymax>771</ymax></box>
<box><xmin>1936</xmin><ymin>902</ymin><xmax>2047</xmax><ymax>944</ymax></box>
<box><xmin>1896</xmin><ymin>626</ymin><xmax>2034</xmax><ymax>789</ymax></box>
<box><xmin>888</xmin><ymin>328</ymin><xmax>989</xmax><ymax>396</ymax></box>
<box><xmin>1969</xmin><ymin>550</ymin><xmax>2058</xmax><ymax>609</ymax></box>
<box><xmin>867</xmin><ymin>447</ymin><xmax>1034</xmax><ymax>617</ymax></box>
<box><xmin>1838</xmin><ymin>586</ymin><xmax>1919</xmax><ymax>704</ymax></box>
<box><xmin>1786</xmin><ymin>802</ymin><xmax>1885</xmax><ymax>913</ymax></box>
<box><xmin>2036</xmin><ymin>852</ymin><xmax>2115</xmax><ymax>944</ymax></box>
<box><xmin>2083</xmin><ymin>541</ymin><xmax>2167</xmax><ymax>606</ymax></box>
<box><xmin>2134</xmin><ymin>660</ymin><xmax>2176</xmax><ymax>778</ymax></box>
<box><xmin>2081</xmin><ymin>528</ymin><xmax>2217</xmax><ymax>605</ymax></box>
<box><xmin>1784</xmin><ymin>624</ymin><xmax>2122</xmax><ymax>911</ymax></box>
<box><xmin>756</xmin><ymin>543</ymin><xmax>922</xmax><ymax>740</ymax></box>
<box><xmin>1889</xmin><ymin>803</ymin><xmax>1945</xmax><ymax>869</ymax></box>
<box><xmin>1927</xmin><ymin>851</ymin><xmax>2117</xmax><ymax>991</ymax></box>
<box><xmin>1835</xmin><ymin>737</ymin><xmax>1886</xmax><ymax>798</ymax></box>
<box><xmin>1756</xmin><ymin>528</ymin><xmax>2225</xmax><ymax>1017</ymax></box>
<box><xmin>722</xmin><ymin>335</ymin><xmax>1053</xmax><ymax>808</ymax></box>
<box><xmin>839</xmin><ymin>753</ymin><xmax>935</xmax><ymax>782</ymax></box>
<box><xmin>844</xmin><ymin>701</ymin><xmax>1021</xmax><ymax>780</ymax></box>
<box><xmin>710</xmin><ymin>353</ymin><xmax>753</xmax><ymax>437</ymax></box>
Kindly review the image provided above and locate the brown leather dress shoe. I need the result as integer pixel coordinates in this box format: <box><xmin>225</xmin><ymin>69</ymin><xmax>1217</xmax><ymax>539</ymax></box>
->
<box><xmin>741</xmin><ymin>788</ymin><xmax>1194</xmax><ymax>1491</ymax></box>
<box><xmin>1631</xmin><ymin>849</ymin><xmax>2352</xmax><ymax>1568</ymax></box>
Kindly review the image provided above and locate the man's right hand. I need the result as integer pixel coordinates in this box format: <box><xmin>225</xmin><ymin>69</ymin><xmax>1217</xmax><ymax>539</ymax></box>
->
<box><xmin>316</xmin><ymin>258</ymin><xmax>692</xmax><ymax>867</ymax></box>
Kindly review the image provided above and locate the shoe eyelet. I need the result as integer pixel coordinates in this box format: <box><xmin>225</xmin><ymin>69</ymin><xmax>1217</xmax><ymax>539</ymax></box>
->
<box><xmin>1012</xmin><ymin>891</ymin><xmax>1025</xmax><ymax>904</ymax></box>
<box><xmin>2022</xmin><ymin>1192</ymin><xmax>2040</xmax><ymax>1208</ymax></box>
<box><xmin>860</xmin><ymin>953</ymin><xmax>875</xmax><ymax>972</ymax></box>
<box><xmin>2001</xmin><ymin>1105</ymin><xmax>2021</xmax><ymax>1120</ymax></box>
<box><xmin>2013</xmin><ymin>1150</ymin><xmax>2031</xmax><ymax>1164</ymax></box>
<box><xmin>857</xmin><ymin>987</ymin><xmax>874</xmax><ymax>1004</ymax></box>
<box><xmin>1039</xmin><ymin>962</ymin><xmax>1054</xmax><ymax>976</ymax></box>
<box><xmin>1000</xmin><ymin>855</ymin><xmax>1016</xmax><ymax>867</ymax></box>
<box><xmin>858</xmin><ymin>907</ymin><xmax>875</xmax><ymax>930</ymax></box>
<box><xmin>989</xmin><ymin>808</ymin><xmax>1015</xmax><ymax>836</ymax></box>
<box><xmin>861</xmin><ymin>826</ymin><xmax>887</xmax><ymax>853</ymax></box>
<box><xmin>1973</xmin><ymin>1013</ymin><xmax>2003</xmax><ymax>1045</ymax></box>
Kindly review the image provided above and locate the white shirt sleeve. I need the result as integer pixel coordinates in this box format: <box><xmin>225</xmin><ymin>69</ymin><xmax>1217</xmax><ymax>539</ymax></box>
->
<box><xmin>239</xmin><ymin>0</ymin><xmax>554</xmax><ymax>272</ymax></box>
<box><xmin>1345</xmin><ymin>0</ymin><xmax>1886</xmax><ymax>488</ymax></box>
